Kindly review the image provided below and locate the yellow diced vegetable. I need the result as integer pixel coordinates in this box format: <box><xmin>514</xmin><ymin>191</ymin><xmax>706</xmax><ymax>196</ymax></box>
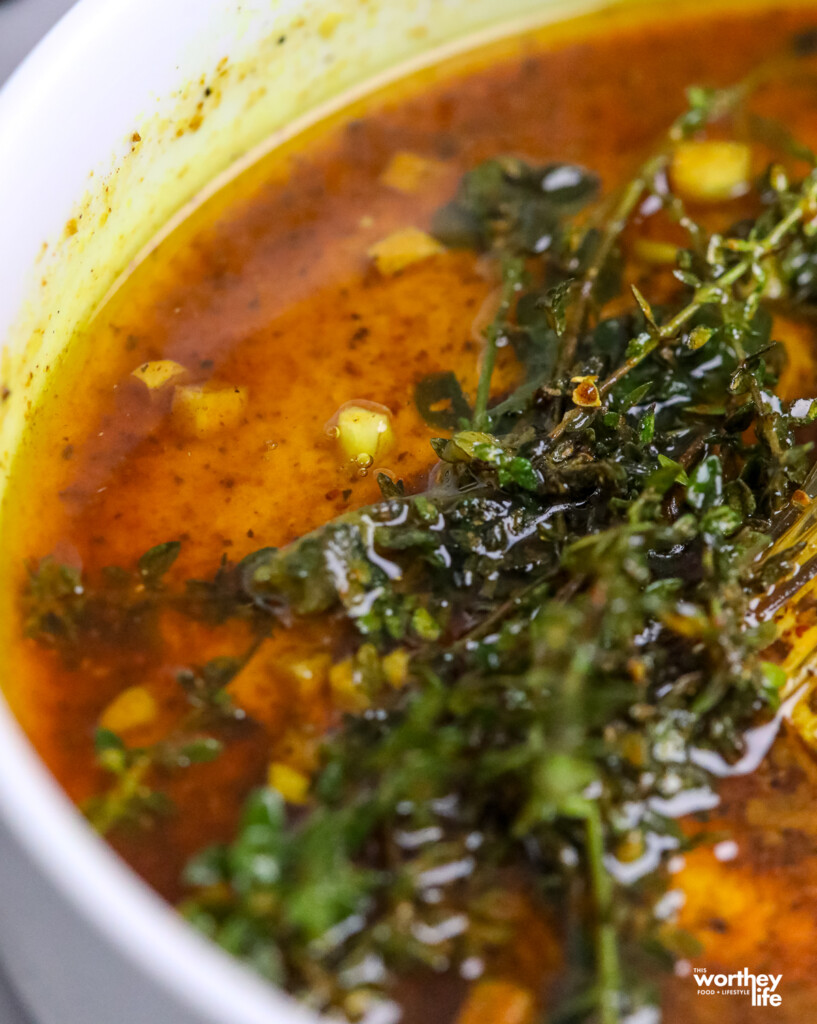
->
<box><xmin>99</xmin><ymin>686</ymin><xmax>158</xmax><ymax>735</ymax></box>
<box><xmin>268</xmin><ymin>762</ymin><xmax>311</xmax><ymax>805</ymax></box>
<box><xmin>171</xmin><ymin>383</ymin><xmax>248</xmax><ymax>439</ymax></box>
<box><xmin>790</xmin><ymin>691</ymin><xmax>817</xmax><ymax>747</ymax></box>
<box><xmin>380</xmin><ymin>151</ymin><xmax>447</xmax><ymax>194</ymax></box>
<box><xmin>368</xmin><ymin>227</ymin><xmax>445</xmax><ymax>275</ymax></box>
<box><xmin>633</xmin><ymin>239</ymin><xmax>680</xmax><ymax>265</ymax></box>
<box><xmin>131</xmin><ymin>359</ymin><xmax>188</xmax><ymax>391</ymax></box>
<box><xmin>456</xmin><ymin>981</ymin><xmax>535</xmax><ymax>1024</ymax></box>
<box><xmin>772</xmin><ymin>315</ymin><xmax>817</xmax><ymax>398</ymax></box>
<box><xmin>670</xmin><ymin>141</ymin><xmax>752</xmax><ymax>203</ymax></box>
<box><xmin>335</xmin><ymin>402</ymin><xmax>395</xmax><ymax>464</ymax></box>
<box><xmin>382</xmin><ymin>648</ymin><xmax>410</xmax><ymax>688</ymax></box>
<box><xmin>329</xmin><ymin>659</ymin><xmax>370</xmax><ymax>711</ymax></box>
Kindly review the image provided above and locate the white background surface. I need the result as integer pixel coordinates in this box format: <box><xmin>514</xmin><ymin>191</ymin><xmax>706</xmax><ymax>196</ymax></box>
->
<box><xmin>0</xmin><ymin>0</ymin><xmax>75</xmax><ymax>83</ymax></box>
<box><xmin>0</xmin><ymin>977</ymin><xmax>28</xmax><ymax>1023</ymax></box>
<box><xmin>0</xmin><ymin>0</ymin><xmax>46</xmax><ymax>1003</ymax></box>
<box><xmin>0</xmin><ymin>9</ymin><xmax>75</xmax><ymax>1020</ymax></box>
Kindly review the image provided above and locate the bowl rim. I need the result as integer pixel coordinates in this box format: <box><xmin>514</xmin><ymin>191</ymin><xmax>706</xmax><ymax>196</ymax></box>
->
<box><xmin>0</xmin><ymin>694</ymin><xmax>313</xmax><ymax>1024</ymax></box>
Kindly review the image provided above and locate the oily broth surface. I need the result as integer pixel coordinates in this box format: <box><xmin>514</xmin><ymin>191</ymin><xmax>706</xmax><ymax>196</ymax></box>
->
<box><xmin>6</xmin><ymin>3</ymin><xmax>817</xmax><ymax>1019</ymax></box>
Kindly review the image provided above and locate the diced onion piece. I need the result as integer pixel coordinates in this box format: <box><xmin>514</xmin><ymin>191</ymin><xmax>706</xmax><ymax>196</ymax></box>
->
<box><xmin>268</xmin><ymin>762</ymin><xmax>311</xmax><ymax>805</ymax></box>
<box><xmin>368</xmin><ymin>227</ymin><xmax>445</xmax><ymax>275</ymax></box>
<box><xmin>100</xmin><ymin>686</ymin><xmax>158</xmax><ymax>735</ymax></box>
<box><xmin>131</xmin><ymin>359</ymin><xmax>188</xmax><ymax>391</ymax></box>
<box><xmin>670</xmin><ymin>141</ymin><xmax>752</xmax><ymax>203</ymax></box>
<box><xmin>380</xmin><ymin>151</ymin><xmax>447</xmax><ymax>194</ymax></box>
<box><xmin>456</xmin><ymin>981</ymin><xmax>535</xmax><ymax>1024</ymax></box>
<box><xmin>171</xmin><ymin>383</ymin><xmax>248</xmax><ymax>439</ymax></box>
<box><xmin>335</xmin><ymin>402</ymin><xmax>395</xmax><ymax>464</ymax></box>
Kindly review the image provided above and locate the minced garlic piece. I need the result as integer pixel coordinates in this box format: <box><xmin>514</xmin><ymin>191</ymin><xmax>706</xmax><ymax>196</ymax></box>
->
<box><xmin>131</xmin><ymin>360</ymin><xmax>188</xmax><ymax>391</ymax></box>
<box><xmin>335</xmin><ymin>401</ymin><xmax>395</xmax><ymax>464</ymax></box>
<box><xmin>100</xmin><ymin>686</ymin><xmax>158</xmax><ymax>735</ymax></box>
<box><xmin>670</xmin><ymin>141</ymin><xmax>752</xmax><ymax>203</ymax></box>
<box><xmin>268</xmin><ymin>762</ymin><xmax>310</xmax><ymax>805</ymax></box>
<box><xmin>368</xmin><ymin>227</ymin><xmax>444</xmax><ymax>275</ymax></box>
<box><xmin>171</xmin><ymin>383</ymin><xmax>248</xmax><ymax>439</ymax></box>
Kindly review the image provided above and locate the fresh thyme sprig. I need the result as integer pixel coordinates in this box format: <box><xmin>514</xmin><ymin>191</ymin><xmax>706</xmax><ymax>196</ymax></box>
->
<box><xmin>555</xmin><ymin>80</ymin><xmax>751</xmax><ymax>375</ymax></box>
<box><xmin>550</xmin><ymin>173</ymin><xmax>817</xmax><ymax>443</ymax></box>
<box><xmin>473</xmin><ymin>255</ymin><xmax>526</xmax><ymax>429</ymax></box>
<box><xmin>84</xmin><ymin>637</ymin><xmax>262</xmax><ymax>834</ymax></box>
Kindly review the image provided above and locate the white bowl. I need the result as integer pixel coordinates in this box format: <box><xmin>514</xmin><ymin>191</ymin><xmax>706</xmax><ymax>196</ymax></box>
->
<box><xmin>0</xmin><ymin>1</ymin><xmax>615</xmax><ymax>1021</ymax></box>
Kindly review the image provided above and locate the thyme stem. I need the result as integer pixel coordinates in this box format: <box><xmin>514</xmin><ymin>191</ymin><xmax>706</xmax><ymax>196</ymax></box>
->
<box><xmin>550</xmin><ymin>192</ymin><xmax>810</xmax><ymax>442</ymax></box>
<box><xmin>86</xmin><ymin>753</ymin><xmax>152</xmax><ymax>835</ymax></box>
<box><xmin>473</xmin><ymin>324</ymin><xmax>500</xmax><ymax>431</ymax></box>
<box><xmin>473</xmin><ymin>256</ymin><xmax>525</xmax><ymax>430</ymax></box>
<box><xmin>558</xmin><ymin>151</ymin><xmax>670</xmax><ymax>374</ymax></box>
<box><xmin>585</xmin><ymin>803</ymin><xmax>621</xmax><ymax>1024</ymax></box>
<box><xmin>557</xmin><ymin>77</ymin><xmax>761</xmax><ymax>376</ymax></box>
